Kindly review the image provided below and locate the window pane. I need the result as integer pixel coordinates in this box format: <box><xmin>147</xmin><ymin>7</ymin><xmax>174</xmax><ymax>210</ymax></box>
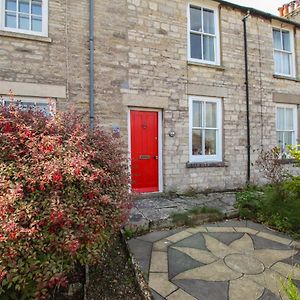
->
<box><xmin>203</xmin><ymin>9</ymin><xmax>215</xmax><ymax>34</ymax></box>
<box><xmin>19</xmin><ymin>0</ymin><xmax>30</xmax><ymax>13</ymax></box>
<box><xmin>190</xmin><ymin>33</ymin><xmax>202</xmax><ymax>60</ymax></box>
<box><xmin>273</xmin><ymin>29</ymin><xmax>281</xmax><ymax>50</ymax></box>
<box><xmin>284</xmin><ymin>132</ymin><xmax>293</xmax><ymax>146</ymax></box>
<box><xmin>19</xmin><ymin>14</ymin><xmax>29</xmax><ymax>29</ymax></box>
<box><xmin>203</xmin><ymin>35</ymin><xmax>215</xmax><ymax>62</ymax></box>
<box><xmin>193</xmin><ymin>101</ymin><xmax>202</xmax><ymax>127</ymax></box>
<box><xmin>285</xmin><ymin>108</ymin><xmax>294</xmax><ymax>130</ymax></box>
<box><xmin>32</xmin><ymin>0</ymin><xmax>42</xmax><ymax>15</ymax></box>
<box><xmin>277</xmin><ymin>108</ymin><xmax>285</xmax><ymax>130</ymax></box>
<box><xmin>205</xmin><ymin>129</ymin><xmax>217</xmax><ymax>155</ymax></box>
<box><xmin>282</xmin><ymin>31</ymin><xmax>291</xmax><ymax>51</ymax></box>
<box><xmin>190</xmin><ymin>7</ymin><xmax>202</xmax><ymax>32</ymax></box>
<box><xmin>192</xmin><ymin>129</ymin><xmax>203</xmax><ymax>155</ymax></box>
<box><xmin>274</xmin><ymin>51</ymin><xmax>282</xmax><ymax>74</ymax></box>
<box><xmin>277</xmin><ymin>131</ymin><xmax>284</xmax><ymax>149</ymax></box>
<box><xmin>206</xmin><ymin>102</ymin><xmax>217</xmax><ymax>127</ymax></box>
<box><xmin>5</xmin><ymin>12</ymin><xmax>16</xmax><ymax>28</ymax></box>
<box><xmin>32</xmin><ymin>16</ymin><xmax>42</xmax><ymax>31</ymax></box>
<box><xmin>5</xmin><ymin>0</ymin><xmax>16</xmax><ymax>11</ymax></box>
<box><xmin>282</xmin><ymin>53</ymin><xmax>291</xmax><ymax>75</ymax></box>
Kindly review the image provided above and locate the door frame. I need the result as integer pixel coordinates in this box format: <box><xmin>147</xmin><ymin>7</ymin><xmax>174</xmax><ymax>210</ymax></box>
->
<box><xmin>128</xmin><ymin>107</ymin><xmax>163</xmax><ymax>193</ymax></box>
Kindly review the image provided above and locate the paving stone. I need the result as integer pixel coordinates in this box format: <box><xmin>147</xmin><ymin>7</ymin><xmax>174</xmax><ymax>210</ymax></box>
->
<box><xmin>234</xmin><ymin>227</ymin><xmax>259</xmax><ymax>235</ymax></box>
<box><xmin>134</xmin><ymin>198</ymin><xmax>159</xmax><ymax>209</ymax></box>
<box><xmin>137</xmin><ymin>229</ymin><xmax>179</xmax><ymax>243</ymax></box>
<box><xmin>271</xmin><ymin>262</ymin><xmax>300</xmax><ymax>280</ymax></box>
<box><xmin>149</xmin><ymin>273</ymin><xmax>177</xmax><ymax>298</ymax></box>
<box><xmin>225</xmin><ymin>253</ymin><xmax>264</xmax><ymax>275</ymax></box>
<box><xmin>244</xmin><ymin>270</ymin><xmax>287</xmax><ymax>299</ymax></box>
<box><xmin>166</xmin><ymin>230</ymin><xmax>193</xmax><ymax>243</ymax></box>
<box><xmin>219</xmin><ymin>193</ymin><xmax>237</xmax><ymax>206</ymax></box>
<box><xmin>174</xmin><ymin>259</ymin><xmax>241</xmax><ymax>281</ymax></box>
<box><xmin>253</xmin><ymin>249</ymin><xmax>297</xmax><ymax>268</ymax></box>
<box><xmin>230</xmin><ymin>233</ymin><xmax>254</xmax><ymax>252</ymax></box>
<box><xmin>153</xmin><ymin>239</ymin><xmax>173</xmax><ymax>252</ymax></box>
<box><xmin>259</xmin><ymin>289</ymin><xmax>280</xmax><ymax>300</ymax></box>
<box><xmin>172</xmin><ymin>279</ymin><xmax>229</xmax><ymax>300</ymax></box>
<box><xmin>257</xmin><ymin>232</ymin><xmax>292</xmax><ymax>246</ymax></box>
<box><xmin>155</xmin><ymin>199</ymin><xmax>179</xmax><ymax>209</ymax></box>
<box><xmin>127</xmin><ymin>238</ymin><xmax>152</xmax><ymax>279</ymax></box>
<box><xmin>141</xmin><ymin>207</ymin><xmax>184</xmax><ymax>222</ymax></box>
<box><xmin>151</xmin><ymin>288</ymin><xmax>165</xmax><ymax>300</ymax></box>
<box><xmin>168</xmin><ymin>247</ymin><xmax>203</xmax><ymax>280</ymax></box>
<box><xmin>206</xmin><ymin>226</ymin><xmax>236</xmax><ymax>233</ymax></box>
<box><xmin>185</xmin><ymin>226</ymin><xmax>208</xmax><ymax>234</ymax></box>
<box><xmin>203</xmin><ymin>234</ymin><xmax>233</xmax><ymax>258</ymax></box>
<box><xmin>150</xmin><ymin>251</ymin><xmax>168</xmax><ymax>273</ymax></box>
<box><xmin>173</xmin><ymin>233</ymin><xmax>207</xmax><ymax>250</ymax></box>
<box><xmin>208</xmin><ymin>232</ymin><xmax>244</xmax><ymax>246</ymax></box>
<box><xmin>214</xmin><ymin>219</ymin><xmax>247</xmax><ymax>227</ymax></box>
<box><xmin>229</xmin><ymin>277</ymin><xmax>265</xmax><ymax>300</ymax></box>
<box><xmin>166</xmin><ymin>288</ymin><xmax>197</xmax><ymax>300</ymax></box>
<box><xmin>172</xmin><ymin>247</ymin><xmax>218</xmax><ymax>265</ymax></box>
<box><xmin>247</xmin><ymin>221</ymin><xmax>292</xmax><ymax>239</ymax></box>
<box><xmin>251</xmin><ymin>235</ymin><xmax>292</xmax><ymax>250</ymax></box>
<box><xmin>291</xmin><ymin>240</ymin><xmax>300</xmax><ymax>250</ymax></box>
<box><xmin>281</xmin><ymin>251</ymin><xmax>300</xmax><ymax>265</ymax></box>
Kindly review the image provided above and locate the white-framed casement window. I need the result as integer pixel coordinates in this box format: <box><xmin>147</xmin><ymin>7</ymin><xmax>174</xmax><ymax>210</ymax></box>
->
<box><xmin>187</xmin><ymin>3</ymin><xmax>220</xmax><ymax>65</ymax></box>
<box><xmin>272</xmin><ymin>27</ymin><xmax>295</xmax><ymax>77</ymax></box>
<box><xmin>189</xmin><ymin>96</ymin><xmax>222</xmax><ymax>162</ymax></box>
<box><xmin>276</xmin><ymin>104</ymin><xmax>298</xmax><ymax>153</ymax></box>
<box><xmin>1</xmin><ymin>96</ymin><xmax>55</xmax><ymax>116</ymax></box>
<box><xmin>0</xmin><ymin>0</ymin><xmax>48</xmax><ymax>36</ymax></box>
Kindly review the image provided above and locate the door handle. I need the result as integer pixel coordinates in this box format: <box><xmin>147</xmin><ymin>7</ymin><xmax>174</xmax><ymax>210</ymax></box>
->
<box><xmin>154</xmin><ymin>156</ymin><xmax>158</xmax><ymax>160</ymax></box>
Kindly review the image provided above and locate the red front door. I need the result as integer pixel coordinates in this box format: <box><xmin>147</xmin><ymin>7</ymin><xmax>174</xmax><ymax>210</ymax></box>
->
<box><xmin>130</xmin><ymin>110</ymin><xmax>159</xmax><ymax>193</ymax></box>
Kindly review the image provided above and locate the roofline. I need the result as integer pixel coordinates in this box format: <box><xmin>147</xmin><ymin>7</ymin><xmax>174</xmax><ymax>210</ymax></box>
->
<box><xmin>212</xmin><ymin>0</ymin><xmax>300</xmax><ymax>28</ymax></box>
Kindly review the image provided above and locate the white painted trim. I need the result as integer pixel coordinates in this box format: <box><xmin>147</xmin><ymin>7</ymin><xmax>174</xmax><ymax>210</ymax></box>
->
<box><xmin>272</xmin><ymin>26</ymin><xmax>296</xmax><ymax>78</ymax></box>
<box><xmin>189</xmin><ymin>96</ymin><xmax>222</xmax><ymax>163</ymax></box>
<box><xmin>127</xmin><ymin>108</ymin><xmax>163</xmax><ymax>193</ymax></box>
<box><xmin>275</xmin><ymin>103</ymin><xmax>298</xmax><ymax>148</ymax></box>
<box><xmin>0</xmin><ymin>0</ymin><xmax>48</xmax><ymax>37</ymax></box>
<box><xmin>187</xmin><ymin>2</ymin><xmax>221</xmax><ymax>66</ymax></box>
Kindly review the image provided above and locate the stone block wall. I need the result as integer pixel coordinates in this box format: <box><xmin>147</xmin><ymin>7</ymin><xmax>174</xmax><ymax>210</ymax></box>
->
<box><xmin>1</xmin><ymin>0</ymin><xmax>300</xmax><ymax>193</ymax></box>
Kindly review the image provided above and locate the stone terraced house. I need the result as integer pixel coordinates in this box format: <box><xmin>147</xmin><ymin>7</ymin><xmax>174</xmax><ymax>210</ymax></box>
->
<box><xmin>1</xmin><ymin>0</ymin><xmax>300</xmax><ymax>193</ymax></box>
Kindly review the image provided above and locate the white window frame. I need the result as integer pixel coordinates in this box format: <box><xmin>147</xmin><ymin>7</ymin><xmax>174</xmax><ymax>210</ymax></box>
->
<box><xmin>189</xmin><ymin>96</ymin><xmax>222</xmax><ymax>163</ymax></box>
<box><xmin>276</xmin><ymin>103</ymin><xmax>298</xmax><ymax>153</ymax></box>
<box><xmin>187</xmin><ymin>2</ymin><xmax>220</xmax><ymax>65</ymax></box>
<box><xmin>1</xmin><ymin>96</ymin><xmax>56</xmax><ymax>115</ymax></box>
<box><xmin>272</xmin><ymin>27</ymin><xmax>295</xmax><ymax>78</ymax></box>
<box><xmin>0</xmin><ymin>0</ymin><xmax>48</xmax><ymax>37</ymax></box>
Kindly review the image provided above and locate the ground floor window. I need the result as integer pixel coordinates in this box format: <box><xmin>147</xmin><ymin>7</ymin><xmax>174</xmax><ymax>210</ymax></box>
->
<box><xmin>189</xmin><ymin>96</ymin><xmax>222</xmax><ymax>162</ymax></box>
<box><xmin>1</xmin><ymin>96</ymin><xmax>55</xmax><ymax>116</ymax></box>
<box><xmin>276</xmin><ymin>104</ymin><xmax>298</xmax><ymax>153</ymax></box>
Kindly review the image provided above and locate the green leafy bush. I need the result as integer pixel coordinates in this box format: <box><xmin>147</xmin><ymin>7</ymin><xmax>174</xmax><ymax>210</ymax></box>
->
<box><xmin>0</xmin><ymin>103</ymin><xmax>131</xmax><ymax>299</ymax></box>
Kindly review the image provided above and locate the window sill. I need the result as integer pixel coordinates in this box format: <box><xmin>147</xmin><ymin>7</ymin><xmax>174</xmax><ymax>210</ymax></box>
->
<box><xmin>279</xmin><ymin>158</ymin><xmax>297</xmax><ymax>165</ymax></box>
<box><xmin>187</xmin><ymin>61</ymin><xmax>225</xmax><ymax>71</ymax></box>
<box><xmin>186</xmin><ymin>161</ymin><xmax>228</xmax><ymax>168</ymax></box>
<box><xmin>0</xmin><ymin>30</ymin><xmax>52</xmax><ymax>43</ymax></box>
<box><xmin>273</xmin><ymin>74</ymin><xmax>300</xmax><ymax>82</ymax></box>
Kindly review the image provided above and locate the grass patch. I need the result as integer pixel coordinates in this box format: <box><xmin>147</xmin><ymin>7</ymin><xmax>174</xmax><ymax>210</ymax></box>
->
<box><xmin>171</xmin><ymin>206</ymin><xmax>223</xmax><ymax>227</ymax></box>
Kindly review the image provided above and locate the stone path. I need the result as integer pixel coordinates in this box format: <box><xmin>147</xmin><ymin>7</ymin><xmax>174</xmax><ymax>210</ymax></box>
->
<box><xmin>128</xmin><ymin>220</ymin><xmax>300</xmax><ymax>300</ymax></box>
<box><xmin>128</xmin><ymin>192</ymin><xmax>238</xmax><ymax>230</ymax></box>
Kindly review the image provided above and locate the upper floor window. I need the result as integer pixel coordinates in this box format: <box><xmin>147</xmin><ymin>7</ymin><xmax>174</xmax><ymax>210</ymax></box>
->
<box><xmin>276</xmin><ymin>104</ymin><xmax>297</xmax><ymax>153</ymax></box>
<box><xmin>273</xmin><ymin>28</ymin><xmax>295</xmax><ymax>77</ymax></box>
<box><xmin>1</xmin><ymin>0</ymin><xmax>48</xmax><ymax>36</ymax></box>
<box><xmin>189</xmin><ymin>96</ymin><xmax>222</xmax><ymax>163</ymax></box>
<box><xmin>188</xmin><ymin>4</ymin><xmax>220</xmax><ymax>65</ymax></box>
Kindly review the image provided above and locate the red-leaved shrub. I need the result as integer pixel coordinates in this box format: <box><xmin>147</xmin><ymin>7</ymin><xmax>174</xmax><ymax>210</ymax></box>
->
<box><xmin>0</xmin><ymin>103</ymin><xmax>131</xmax><ymax>299</ymax></box>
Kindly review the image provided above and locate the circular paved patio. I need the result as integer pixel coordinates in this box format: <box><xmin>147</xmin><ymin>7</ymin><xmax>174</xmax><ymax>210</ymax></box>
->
<box><xmin>128</xmin><ymin>220</ymin><xmax>300</xmax><ymax>300</ymax></box>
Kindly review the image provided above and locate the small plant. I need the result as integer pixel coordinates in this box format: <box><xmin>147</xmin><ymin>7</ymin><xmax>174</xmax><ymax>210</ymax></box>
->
<box><xmin>171</xmin><ymin>206</ymin><xmax>223</xmax><ymax>227</ymax></box>
<box><xmin>236</xmin><ymin>190</ymin><xmax>262</xmax><ymax>220</ymax></box>
<box><xmin>182</xmin><ymin>187</ymin><xmax>199</xmax><ymax>198</ymax></box>
<box><xmin>282</xmin><ymin>271</ymin><xmax>300</xmax><ymax>300</ymax></box>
